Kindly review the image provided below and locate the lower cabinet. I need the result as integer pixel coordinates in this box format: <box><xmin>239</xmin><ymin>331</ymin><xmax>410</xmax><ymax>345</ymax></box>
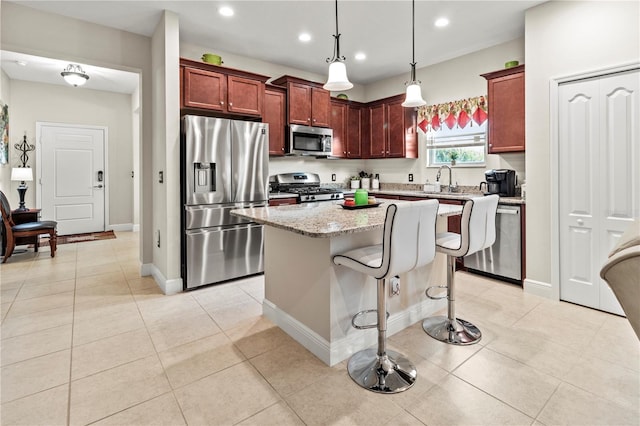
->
<box><xmin>268</xmin><ymin>197</ymin><xmax>298</xmax><ymax>206</ymax></box>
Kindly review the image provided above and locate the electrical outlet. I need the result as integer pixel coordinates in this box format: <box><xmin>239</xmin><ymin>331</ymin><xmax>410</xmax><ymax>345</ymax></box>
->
<box><xmin>390</xmin><ymin>276</ymin><xmax>400</xmax><ymax>296</ymax></box>
<box><xmin>155</xmin><ymin>230</ymin><xmax>160</xmax><ymax>248</ymax></box>
<box><xmin>331</xmin><ymin>173</ymin><xmax>336</xmax><ymax>182</ymax></box>
<box><xmin>158</xmin><ymin>171</ymin><xmax>164</xmax><ymax>183</ymax></box>
<box><xmin>408</xmin><ymin>173</ymin><xmax>414</xmax><ymax>182</ymax></box>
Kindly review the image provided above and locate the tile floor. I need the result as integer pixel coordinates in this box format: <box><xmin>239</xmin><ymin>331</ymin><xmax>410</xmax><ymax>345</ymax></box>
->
<box><xmin>1</xmin><ymin>231</ymin><xmax>638</xmax><ymax>425</ymax></box>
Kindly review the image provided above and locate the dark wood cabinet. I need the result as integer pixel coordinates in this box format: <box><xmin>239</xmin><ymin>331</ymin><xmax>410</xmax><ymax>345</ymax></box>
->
<box><xmin>264</xmin><ymin>86</ymin><xmax>286</xmax><ymax>156</ymax></box>
<box><xmin>330</xmin><ymin>101</ymin><xmax>347</xmax><ymax>157</ymax></box>
<box><xmin>268</xmin><ymin>197</ymin><xmax>298</xmax><ymax>206</ymax></box>
<box><xmin>481</xmin><ymin>65</ymin><xmax>525</xmax><ymax>153</ymax></box>
<box><xmin>180</xmin><ymin>58</ymin><xmax>269</xmax><ymax>118</ymax></box>
<box><xmin>271</xmin><ymin>76</ymin><xmax>331</xmax><ymax>128</ymax></box>
<box><xmin>366</xmin><ymin>94</ymin><xmax>418</xmax><ymax>159</ymax></box>
<box><xmin>331</xmin><ymin>99</ymin><xmax>365</xmax><ymax>159</ymax></box>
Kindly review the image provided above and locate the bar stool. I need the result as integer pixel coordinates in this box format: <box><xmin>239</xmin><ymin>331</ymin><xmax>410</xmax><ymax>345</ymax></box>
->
<box><xmin>333</xmin><ymin>199</ymin><xmax>439</xmax><ymax>393</ymax></box>
<box><xmin>422</xmin><ymin>195</ymin><xmax>499</xmax><ymax>345</ymax></box>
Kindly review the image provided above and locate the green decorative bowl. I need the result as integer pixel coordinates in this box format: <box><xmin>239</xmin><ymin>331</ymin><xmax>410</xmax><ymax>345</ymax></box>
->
<box><xmin>336</xmin><ymin>93</ymin><xmax>349</xmax><ymax>100</ymax></box>
<box><xmin>202</xmin><ymin>53</ymin><xmax>223</xmax><ymax>65</ymax></box>
<box><xmin>505</xmin><ymin>60</ymin><xmax>519</xmax><ymax>69</ymax></box>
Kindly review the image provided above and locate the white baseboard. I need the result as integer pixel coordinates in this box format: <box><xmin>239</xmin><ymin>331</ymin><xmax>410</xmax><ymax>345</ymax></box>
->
<box><xmin>524</xmin><ymin>278</ymin><xmax>556</xmax><ymax>300</ymax></box>
<box><xmin>140</xmin><ymin>263</ymin><xmax>183</xmax><ymax>295</ymax></box>
<box><xmin>263</xmin><ymin>298</ymin><xmax>440</xmax><ymax>366</ymax></box>
<box><xmin>132</xmin><ymin>224</ymin><xmax>140</xmax><ymax>232</ymax></box>
<box><xmin>107</xmin><ymin>223</ymin><xmax>134</xmax><ymax>232</ymax></box>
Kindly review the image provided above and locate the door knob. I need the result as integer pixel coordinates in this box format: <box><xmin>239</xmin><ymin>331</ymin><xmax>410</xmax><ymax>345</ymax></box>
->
<box><xmin>93</xmin><ymin>184</ymin><xmax>103</xmax><ymax>189</ymax></box>
<box><xmin>577</xmin><ymin>219</ymin><xmax>584</xmax><ymax>225</ymax></box>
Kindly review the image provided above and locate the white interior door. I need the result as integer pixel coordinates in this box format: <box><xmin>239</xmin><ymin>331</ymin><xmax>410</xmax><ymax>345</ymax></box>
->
<box><xmin>559</xmin><ymin>70</ymin><xmax>639</xmax><ymax>315</ymax></box>
<box><xmin>39</xmin><ymin>124</ymin><xmax>106</xmax><ymax>236</ymax></box>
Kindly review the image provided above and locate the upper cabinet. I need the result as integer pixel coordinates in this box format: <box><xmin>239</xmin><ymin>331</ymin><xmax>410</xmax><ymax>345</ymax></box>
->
<box><xmin>180</xmin><ymin>58</ymin><xmax>269</xmax><ymax>118</ymax></box>
<box><xmin>264</xmin><ymin>85</ymin><xmax>286</xmax><ymax>156</ymax></box>
<box><xmin>331</xmin><ymin>99</ymin><xmax>366</xmax><ymax>159</ymax></box>
<box><xmin>366</xmin><ymin>94</ymin><xmax>418</xmax><ymax>159</ymax></box>
<box><xmin>481</xmin><ymin>65</ymin><xmax>525</xmax><ymax>153</ymax></box>
<box><xmin>271</xmin><ymin>76</ymin><xmax>331</xmax><ymax>128</ymax></box>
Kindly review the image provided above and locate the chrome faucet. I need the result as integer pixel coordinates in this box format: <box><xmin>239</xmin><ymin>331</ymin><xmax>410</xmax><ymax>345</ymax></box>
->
<box><xmin>436</xmin><ymin>165</ymin><xmax>453</xmax><ymax>192</ymax></box>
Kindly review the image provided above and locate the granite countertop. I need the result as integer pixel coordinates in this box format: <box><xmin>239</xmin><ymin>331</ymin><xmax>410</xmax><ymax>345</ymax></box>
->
<box><xmin>342</xmin><ymin>189</ymin><xmax>526</xmax><ymax>206</ymax></box>
<box><xmin>231</xmin><ymin>200</ymin><xmax>463</xmax><ymax>238</ymax></box>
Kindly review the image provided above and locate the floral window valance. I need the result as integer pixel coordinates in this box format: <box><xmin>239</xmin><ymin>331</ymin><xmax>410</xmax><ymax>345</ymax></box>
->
<box><xmin>417</xmin><ymin>95</ymin><xmax>487</xmax><ymax>133</ymax></box>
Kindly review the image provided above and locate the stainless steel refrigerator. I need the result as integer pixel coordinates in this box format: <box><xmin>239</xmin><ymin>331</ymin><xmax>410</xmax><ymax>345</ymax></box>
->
<box><xmin>181</xmin><ymin>115</ymin><xmax>268</xmax><ymax>290</ymax></box>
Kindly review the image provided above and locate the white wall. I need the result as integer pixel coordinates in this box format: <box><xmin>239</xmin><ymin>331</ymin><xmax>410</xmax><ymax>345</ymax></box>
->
<box><xmin>7</xmin><ymin>80</ymin><xmax>134</xmax><ymax>226</ymax></box>
<box><xmin>524</xmin><ymin>0</ymin><xmax>640</xmax><ymax>296</ymax></box>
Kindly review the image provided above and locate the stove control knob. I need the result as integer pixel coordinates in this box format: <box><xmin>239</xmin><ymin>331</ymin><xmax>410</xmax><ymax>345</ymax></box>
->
<box><xmin>311</xmin><ymin>195</ymin><xmax>316</xmax><ymax>200</ymax></box>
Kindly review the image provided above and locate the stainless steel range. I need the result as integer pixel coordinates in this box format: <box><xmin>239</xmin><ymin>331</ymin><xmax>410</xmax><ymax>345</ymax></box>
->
<box><xmin>270</xmin><ymin>173</ymin><xmax>344</xmax><ymax>203</ymax></box>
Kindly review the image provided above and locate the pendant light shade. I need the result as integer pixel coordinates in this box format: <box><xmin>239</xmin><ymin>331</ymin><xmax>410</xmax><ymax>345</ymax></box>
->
<box><xmin>323</xmin><ymin>0</ymin><xmax>353</xmax><ymax>91</ymax></box>
<box><xmin>61</xmin><ymin>64</ymin><xmax>89</xmax><ymax>87</ymax></box>
<box><xmin>402</xmin><ymin>0</ymin><xmax>426</xmax><ymax>107</ymax></box>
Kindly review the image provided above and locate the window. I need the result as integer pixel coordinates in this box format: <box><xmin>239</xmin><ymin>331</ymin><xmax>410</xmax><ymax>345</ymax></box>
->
<box><xmin>426</xmin><ymin>121</ymin><xmax>487</xmax><ymax>167</ymax></box>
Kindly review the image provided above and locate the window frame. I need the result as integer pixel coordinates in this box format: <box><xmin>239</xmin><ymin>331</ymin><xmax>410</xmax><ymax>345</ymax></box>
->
<box><xmin>425</xmin><ymin>121</ymin><xmax>487</xmax><ymax>168</ymax></box>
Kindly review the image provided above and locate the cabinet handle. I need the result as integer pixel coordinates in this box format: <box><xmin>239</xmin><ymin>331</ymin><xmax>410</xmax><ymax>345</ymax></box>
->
<box><xmin>220</xmin><ymin>101</ymin><xmax>224</xmax><ymax>105</ymax></box>
<box><xmin>229</xmin><ymin>102</ymin><xmax>233</xmax><ymax>106</ymax></box>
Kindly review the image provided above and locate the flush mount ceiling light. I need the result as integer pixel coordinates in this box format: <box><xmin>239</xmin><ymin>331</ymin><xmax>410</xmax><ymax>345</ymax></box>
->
<box><xmin>61</xmin><ymin>63</ymin><xmax>89</xmax><ymax>87</ymax></box>
<box><xmin>402</xmin><ymin>0</ymin><xmax>426</xmax><ymax>107</ymax></box>
<box><xmin>323</xmin><ymin>0</ymin><xmax>353</xmax><ymax>92</ymax></box>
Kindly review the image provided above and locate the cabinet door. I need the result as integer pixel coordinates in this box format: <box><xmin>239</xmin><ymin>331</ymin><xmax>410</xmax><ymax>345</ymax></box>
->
<box><xmin>330</xmin><ymin>102</ymin><xmax>347</xmax><ymax>157</ymax></box>
<box><xmin>346</xmin><ymin>104</ymin><xmax>362</xmax><ymax>158</ymax></box>
<box><xmin>183</xmin><ymin>67</ymin><xmax>226</xmax><ymax>112</ymax></box>
<box><xmin>227</xmin><ymin>76</ymin><xmax>264</xmax><ymax>117</ymax></box>
<box><xmin>368</xmin><ymin>105</ymin><xmax>386</xmax><ymax>158</ymax></box>
<box><xmin>264</xmin><ymin>88</ymin><xmax>286</xmax><ymax>156</ymax></box>
<box><xmin>311</xmin><ymin>88</ymin><xmax>331</xmax><ymax>127</ymax></box>
<box><xmin>288</xmin><ymin>83</ymin><xmax>312</xmax><ymax>125</ymax></box>
<box><xmin>386</xmin><ymin>99</ymin><xmax>405</xmax><ymax>158</ymax></box>
<box><xmin>487</xmin><ymin>71</ymin><xmax>524</xmax><ymax>153</ymax></box>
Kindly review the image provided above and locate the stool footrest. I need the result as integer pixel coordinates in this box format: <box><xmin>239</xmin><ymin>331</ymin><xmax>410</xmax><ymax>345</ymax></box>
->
<box><xmin>352</xmin><ymin>309</ymin><xmax>389</xmax><ymax>330</ymax></box>
<box><xmin>425</xmin><ymin>285</ymin><xmax>448</xmax><ymax>300</ymax></box>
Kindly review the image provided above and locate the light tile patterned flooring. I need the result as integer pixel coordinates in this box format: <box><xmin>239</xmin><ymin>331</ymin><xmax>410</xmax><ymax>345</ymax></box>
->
<box><xmin>0</xmin><ymin>231</ymin><xmax>638</xmax><ymax>425</ymax></box>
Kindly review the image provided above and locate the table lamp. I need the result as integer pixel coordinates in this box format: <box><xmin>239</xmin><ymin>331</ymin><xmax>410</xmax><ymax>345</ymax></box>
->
<box><xmin>11</xmin><ymin>167</ymin><xmax>33</xmax><ymax>211</ymax></box>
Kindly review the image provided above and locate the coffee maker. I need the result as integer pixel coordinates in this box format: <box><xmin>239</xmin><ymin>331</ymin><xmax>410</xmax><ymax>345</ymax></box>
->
<box><xmin>484</xmin><ymin>169</ymin><xmax>517</xmax><ymax>197</ymax></box>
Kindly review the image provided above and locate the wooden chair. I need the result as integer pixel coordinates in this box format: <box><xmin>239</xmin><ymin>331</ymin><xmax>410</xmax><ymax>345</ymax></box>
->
<box><xmin>0</xmin><ymin>191</ymin><xmax>57</xmax><ymax>263</ymax></box>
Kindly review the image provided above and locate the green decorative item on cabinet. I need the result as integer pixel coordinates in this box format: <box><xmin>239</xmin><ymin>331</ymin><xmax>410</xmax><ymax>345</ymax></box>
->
<box><xmin>202</xmin><ymin>53</ymin><xmax>223</xmax><ymax>65</ymax></box>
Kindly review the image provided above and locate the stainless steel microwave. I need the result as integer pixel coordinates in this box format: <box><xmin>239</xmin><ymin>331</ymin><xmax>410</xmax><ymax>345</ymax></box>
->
<box><xmin>288</xmin><ymin>124</ymin><xmax>333</xmax><ymax>156</ymax></box>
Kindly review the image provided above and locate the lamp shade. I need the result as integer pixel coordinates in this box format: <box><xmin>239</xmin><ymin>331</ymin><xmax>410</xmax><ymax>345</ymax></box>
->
<box><xmin>323</xmin><ymin>61</ymin><xmax>353</xmax><ymax>91</ymax></box>
<box><xmin>11</xmin><ymin>167</ymin><xmax>33</xmax><ymax>182</ymax></box>
<box><xmin>402</xmin><ymin>83</ymin><xmax>426</xmax><ymax>107</ymax></box>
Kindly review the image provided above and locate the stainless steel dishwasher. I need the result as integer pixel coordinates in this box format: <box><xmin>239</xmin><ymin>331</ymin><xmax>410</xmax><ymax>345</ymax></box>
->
<box><xmin>464</xmin><ymin>204</ymin><xmax>522</xmax><ymax>283</ymax></box>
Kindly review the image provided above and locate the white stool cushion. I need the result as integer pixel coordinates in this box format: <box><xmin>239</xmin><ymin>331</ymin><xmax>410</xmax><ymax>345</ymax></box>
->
<box><xmin>333</xmin><ymin>200</ymin><xmax>439</xmax><ymax>280</ymax></box>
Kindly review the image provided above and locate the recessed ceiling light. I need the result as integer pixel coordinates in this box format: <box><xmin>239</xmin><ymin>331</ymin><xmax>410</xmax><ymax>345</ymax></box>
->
<box><xmin>435</xmin><ymin>17</ymin><xmax>449</xmax><ymax>28</ymax></box>
<box><xmin>219</xmin><ymin>6</ymin><xmax>234</xmax><ymax>17</ymax></box>
<box><xmin>299</xmin><ymin>33</ymin><xmax>311</xmax><ymax>42</ymax></box>
<box><xmin>354</xmin><ymin>52</ymin><xmax>366</xmax><ymax>61</ymax></box>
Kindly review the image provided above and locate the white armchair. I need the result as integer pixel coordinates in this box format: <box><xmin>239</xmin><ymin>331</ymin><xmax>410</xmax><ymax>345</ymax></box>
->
<box><xmin>600</xmin><ymin>219</ymin><xmax>640</xmax><ymax>340</ymax></box>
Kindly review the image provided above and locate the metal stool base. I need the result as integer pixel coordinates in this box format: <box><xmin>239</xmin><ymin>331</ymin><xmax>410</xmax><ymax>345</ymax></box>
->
<box><xmin>347</xmin><ymin>348</ymin><xmax>417</xmax><ymax>393</ymax></box>
<box><xmin>422</xmin><ymin>315</ymin><xmax>482</xmax><ymax>345</ymax></box>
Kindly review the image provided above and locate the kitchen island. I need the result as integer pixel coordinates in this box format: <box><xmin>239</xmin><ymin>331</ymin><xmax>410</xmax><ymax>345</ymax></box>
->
<box><xmin>231</xmin><ymin>200</ymin><xmax>462</xmax><ymax>366</ymax></box>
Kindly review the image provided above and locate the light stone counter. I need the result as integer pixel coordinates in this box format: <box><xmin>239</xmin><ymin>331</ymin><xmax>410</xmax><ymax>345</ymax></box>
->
<box><xmin>231</xmin><ymin>201</ymin><xmax>462</xmax><ymax>366</ymax></box>
<box><xmin>231</xmin><ymin>199</ymin><xmax>462</xmax><ymax>238</ymax></box>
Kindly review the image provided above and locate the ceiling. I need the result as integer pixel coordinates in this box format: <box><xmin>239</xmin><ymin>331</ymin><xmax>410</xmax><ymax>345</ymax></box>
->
<box><xmin>2</xmin><ymin>1</ymin><xmax>545</xmax><ymax>93</ymax></box>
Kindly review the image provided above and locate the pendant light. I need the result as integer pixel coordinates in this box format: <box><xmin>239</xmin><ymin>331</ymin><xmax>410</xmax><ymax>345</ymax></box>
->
<box><xmin>402</xmin><ymin>0</ymin><xmax>426</xmax><ymax>107</ymax></box>
<box><xmin>323</xmin><ymin>0</ymin><xmax>353</xmax><ymax>91</ymax></box>
<box><xmin>61</xmin><ymin>64</ymin><xmax>89</xmax><ymax>87</ymax></box>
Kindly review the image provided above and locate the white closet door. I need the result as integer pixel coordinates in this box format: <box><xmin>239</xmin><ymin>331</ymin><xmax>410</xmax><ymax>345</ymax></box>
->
<box><xmin>559</xmin><ymin>69</ymin><xmax>639</xmax><ymax>314</ymax></box>
<box><xmin>598</xmin><ymin>71</ymin><xmax>640</xmax><ymax>313</ymax></box>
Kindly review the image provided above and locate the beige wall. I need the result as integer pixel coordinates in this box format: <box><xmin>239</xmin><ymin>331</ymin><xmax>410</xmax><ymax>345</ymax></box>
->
<box><xmin>524</xmin><ymin>0</ymin><xmax>640</xmax><ymax>295</ymax></box>
<box><xmin>0</xmin><ymin>69</ymin><xmax>12</xmax><ymax>197</ymax></box>
<box><xmin>8</xmin><ymin>80</ymin><xmax>134</xmax><ymax>226</ymax></box>
<box><xmin>1</xmin><ymin>1</ymin><xmax>153</xmax><ymax>265</ymax></box>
